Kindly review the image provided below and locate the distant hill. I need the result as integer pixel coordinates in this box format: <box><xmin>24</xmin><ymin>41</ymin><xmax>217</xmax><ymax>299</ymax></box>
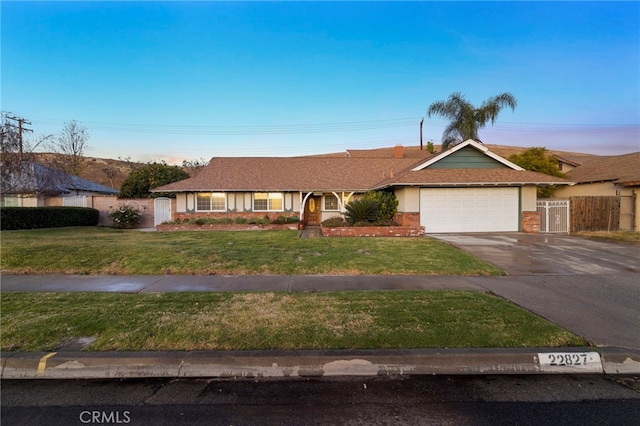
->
<box><xmin>33</xmin><ymin>153</ymin><xmax>143</xmax><ymax>191</ymax></box>
<box><xmin>310</xmin><ymin>143</ymin><xmax>602</xmax><ymax>164</ymax></box>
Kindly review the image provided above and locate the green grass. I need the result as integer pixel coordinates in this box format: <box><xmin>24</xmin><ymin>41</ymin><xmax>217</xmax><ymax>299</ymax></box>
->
<box><xmin>0</xmin><ymin>291</ymin><xmax>587</xmax><ymax>351</ymax></box>
<box><xmin>0</xmin><ymin>227</ymin><xmax>503</xmax><ymax>275</ymax></box>
<box><xmin>575</xmin><ymin>231</ymin><xmax>640</xmax><ymax>244</ymax></box>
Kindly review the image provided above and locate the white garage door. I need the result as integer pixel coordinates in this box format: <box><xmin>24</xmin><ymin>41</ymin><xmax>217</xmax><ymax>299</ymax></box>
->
<box><xmin>420</xmin><ymin>187</ymin><xmax>519</xmax><ymax>233</ymax></box>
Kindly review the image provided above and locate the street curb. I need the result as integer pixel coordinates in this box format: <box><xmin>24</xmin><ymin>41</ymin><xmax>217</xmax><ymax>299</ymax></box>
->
<box><xmin>2</xmin><ymin>348</ymin><xmax>638</xmax><ymax>380</ymax></box>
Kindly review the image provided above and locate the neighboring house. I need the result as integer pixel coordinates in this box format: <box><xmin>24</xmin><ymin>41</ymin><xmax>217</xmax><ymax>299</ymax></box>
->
<box><xmin>554</xmin><ymin>152</ymin><xmax>640</xmax><ymax>231</ymax></box>
<box><xmin>152</xmin><ymin>140</ymin><xmax>571</xmax><ymax>233</ymax></box>
<box><xmin>1</xmin><ymin>162</ymin><xmax>118</xmax><ymax>207</ymax></box>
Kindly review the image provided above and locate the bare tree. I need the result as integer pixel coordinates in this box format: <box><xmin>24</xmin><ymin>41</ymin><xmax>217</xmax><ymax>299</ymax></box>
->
<box><xmin>1</xmin><ymin>113</ymin><xmax>52</xmax><ymax>196</ymax></box>
<box><xmin>101</xmin><ymin>166</ymin><xmax>118</xmax><ymax>188</ymax></box>
<box><xmin>182</xmin><ymin>158</ymin><xmax>209</xmax><ymax>177</ymax></box>
<box><xmin>49</xmin><ymin>120</ymin><xmax>90</xmax><ymax>175</ymax></box>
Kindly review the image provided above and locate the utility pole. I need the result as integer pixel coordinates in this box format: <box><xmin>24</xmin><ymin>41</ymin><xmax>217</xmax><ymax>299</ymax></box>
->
<box><xmin>3</xmin><ymin>114</ymin><xmax>33</xmax><ymax>162</ymax></box>
<box><xmin>419</xmin><ymin>118</ymin><xmax>424</xmax><ymax>150</ymax></box>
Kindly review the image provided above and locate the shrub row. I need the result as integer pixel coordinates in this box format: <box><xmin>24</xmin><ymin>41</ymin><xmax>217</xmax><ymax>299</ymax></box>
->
<box><xmin>166</xmin><ymin>215</ymin><xmax>299</xmax><ymax>226</ymax></box>
<box><xmin>0</xmin><ymin>207</ymin><xmax>99</xmax><ymax>230</ymax></box>
<box><xmin>321</xmin><ymin>216</ymin><xmax>399</xmax><ymax>227</ymax></box>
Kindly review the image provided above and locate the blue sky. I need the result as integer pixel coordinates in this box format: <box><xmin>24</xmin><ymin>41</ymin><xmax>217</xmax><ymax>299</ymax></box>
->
<box><xmin>2</xmin><ymin>1</ymin><xmax>639</xmax><ymax>163</ymax></box>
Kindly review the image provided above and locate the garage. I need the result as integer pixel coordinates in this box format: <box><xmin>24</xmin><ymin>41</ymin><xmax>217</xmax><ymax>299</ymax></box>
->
<box><xmin>420</xmin><ymin>187</ymin><xmax>519</xmax><ymax>233</ymax></box>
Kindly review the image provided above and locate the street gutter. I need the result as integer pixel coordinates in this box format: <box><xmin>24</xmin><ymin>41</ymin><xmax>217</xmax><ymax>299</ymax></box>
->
<box><xmin>2</xmin><ymin>348</ymin><xmax>639</xmax><ymax>380</ymax></box>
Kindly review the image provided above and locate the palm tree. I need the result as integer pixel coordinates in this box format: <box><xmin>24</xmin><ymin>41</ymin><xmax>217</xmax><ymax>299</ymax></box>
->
<box><xmin>427</xmin><ymin>92</ymin><xmax>517</xmax><ymax>150</ymax></box>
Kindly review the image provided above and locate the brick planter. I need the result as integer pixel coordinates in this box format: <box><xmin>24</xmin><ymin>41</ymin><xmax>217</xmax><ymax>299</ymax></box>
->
<box><xmin>157</xmin><ymin>224</ymin><xmax>299</xmax><ymax>232</ymax></box>
<box><xmin>320</xmin><ymin>225</ymin><xmax>424</xmax><ymax>237</ymax></box>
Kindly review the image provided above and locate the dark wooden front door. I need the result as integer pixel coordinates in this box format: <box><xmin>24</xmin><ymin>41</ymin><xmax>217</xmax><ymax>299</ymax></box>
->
<box><xmin>304</xmin><ymin>196</ymin><xmax>322</xmax><ymax>224</ymax></box>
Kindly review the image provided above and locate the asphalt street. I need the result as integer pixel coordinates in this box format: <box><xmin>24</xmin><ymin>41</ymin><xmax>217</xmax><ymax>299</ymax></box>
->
<box><xmin>3</xmin><ymin>375</ymin><xmax>640</xmax><ymax>426</ymax></box>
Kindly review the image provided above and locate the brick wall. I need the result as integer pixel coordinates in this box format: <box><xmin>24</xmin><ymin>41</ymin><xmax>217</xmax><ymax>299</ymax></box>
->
<box><xmin>157</xmin><ymin>223</ymin><xmax>298</xmax><ymax>232</ymax></box>
<box><xmin>394</xmin><ymin>212</ymin><xmax>420</xmax><ymax>227</ymax></box>
<box><xmin>521</xmin><ymin>211</ymin><xmax>540</xmax><ymax>233</ymax></box>
<box><xmin>320</xmin><ymin>225</ymin><xmax>424</xmax><ymax>237</ymax></box>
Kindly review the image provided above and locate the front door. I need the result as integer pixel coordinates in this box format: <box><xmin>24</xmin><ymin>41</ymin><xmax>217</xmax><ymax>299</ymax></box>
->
<box><xmin>304</xmin><ymin>196</ymin><xmax>322</xmax><ymax>224</ymax></box>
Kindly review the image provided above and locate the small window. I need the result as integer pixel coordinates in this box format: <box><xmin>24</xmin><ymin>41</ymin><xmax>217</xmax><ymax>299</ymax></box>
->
<box><xmin>324</xmin><ymin>194</ymin><xmax>339</xmax><ymax>211</ymax></box>
<box><xmin>253</xmin><ymin>192</ymin><xmax>283</xmax><ymax>211</ymax></box>
<box><xmin>196</xmin><ymin>193</ymin><xmax>226</xmax><ymax>211</ymax></box>
<box><xmin>1</xmin><ymin>196</ymin><xmax>19</xmax><ymax>207</ymax></box>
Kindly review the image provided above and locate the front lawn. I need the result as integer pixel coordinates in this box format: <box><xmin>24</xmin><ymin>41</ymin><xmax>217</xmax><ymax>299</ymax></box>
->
<box><xmin>0</xmin><ymin>227</ymin><xmax>503</xmax><ymax>275</ymax></box>
<box><xmin>574</xmin><ymin>231</ymin><xmax>640</xmax><ymax>244</ymax></box>
<box><xmin>0</xmin><ymin>291</ymin><xmax>586</xmax><ymax>351</ymax></box>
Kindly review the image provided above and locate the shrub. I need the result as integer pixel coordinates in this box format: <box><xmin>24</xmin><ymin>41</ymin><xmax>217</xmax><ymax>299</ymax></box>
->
<box><xmin>248</xmin><ymin>217</ymin><xmax>270</xmax><ymax>225</ymax></box>
<box><xmin>234</xmin><ymin>216</ymin><xmax>248</xmax><ymax>224</ymax></box>
<box><xmin>361</xmin><ymin>191</ymin><xmax>398</xmax><ymax>222</ymax></box>
<box><xmin>321</xmin><ymin>216</ymin><xmax>347</xmax><ymax>227</ymax></box>
<box><xmin>345</xmin><ymin>199</ymin><xmax>379</xmax><ymax>225</ymax></box>
<box><xmin>108</xmin><ymin>205</ymin><xmax>142</xmax><ymax>229</ymax></box>
<box><xmin>193</xmin><ymin>218</ymin><xmax>207</xmax><ymax>226</ymax></box>
<box><xmin>273</xmin><ymin>215</ymin><xmax>300</xmax><ymax>224</ymax></box>
<box><xmin>0</xmin><ymin>207</ymin><xmax>99</xmax><ymax>230</ymax></box>
<box><xmin>118</xmin><ymin>162</ymin><xmax>189</xmax><ymax>198</ymax></box>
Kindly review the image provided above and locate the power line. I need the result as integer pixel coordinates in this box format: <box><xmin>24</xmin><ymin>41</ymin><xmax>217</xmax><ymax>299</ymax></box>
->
<box><xmin>28</xmin><ymin>115</ymin><xmax>637</xmax><ymax>134</ymax></box>
<box><xmin>2</xmin><ymin>113</ymin><xmax>33</xmax><ymax>162</ymax></box>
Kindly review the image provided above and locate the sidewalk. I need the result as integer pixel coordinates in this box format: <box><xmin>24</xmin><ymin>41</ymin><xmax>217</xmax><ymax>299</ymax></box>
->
<box><xmin>0</xmin><ymin>274</ymin><xmax>486</xmax><ymax>293</ymax></box>
<box><xmin>2</xmin><ymin>274</ymin><xmax>639</xmax><ymax>379</ymax></box>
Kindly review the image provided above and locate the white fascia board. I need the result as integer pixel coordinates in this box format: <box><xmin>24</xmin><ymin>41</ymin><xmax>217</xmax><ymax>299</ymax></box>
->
<box><xmin>411</xmin><ymin>139</ymin><xmax>525</xmax><ymax>171</ymax></box>
<box><xmin>390</xmin><ymin>181</ymin><xmax>574</xmax><ymax>187</ymax></box>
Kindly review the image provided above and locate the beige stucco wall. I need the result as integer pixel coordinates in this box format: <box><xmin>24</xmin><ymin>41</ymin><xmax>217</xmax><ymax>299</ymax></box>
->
<box><xmin>521</xmin><ymin>186</ymin><xmax>538</xmax><ymax>211</ymax></box>
<box><xmin>555</xmin><ymin>182</ymin><xmax>616</xmax><ymax>197</ymax></box>
<box><xmin>394</xmin><ymin>187</ymin><xmax>420</xmax><ymax>212</ymax></box>
<box><xmin>554</xmin><ymin>182</ymin><xmax>637</xmax><ymax>231</ymax></box>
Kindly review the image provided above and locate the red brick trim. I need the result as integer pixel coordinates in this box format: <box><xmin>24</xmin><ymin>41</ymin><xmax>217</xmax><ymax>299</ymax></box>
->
<box><xmin>320</xmin><ymin>225</ymin><xmax>424</xmax><ymax>237</ymax></box>
<box><xmin>521</xmin><ymin>211</ymin><xmax>540</xmax><ymax>233</ymax></box>
<box><xmin>157</xmin><ymin>223</ymin><xmax>298</xmax><ymax>232</ymax></box>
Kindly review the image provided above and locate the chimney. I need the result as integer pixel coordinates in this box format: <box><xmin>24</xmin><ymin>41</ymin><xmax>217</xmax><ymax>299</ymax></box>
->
<box><xmin>394</xmin><ymin>144</ymin><xmax>403</xmax><ymax>158</ymax></box>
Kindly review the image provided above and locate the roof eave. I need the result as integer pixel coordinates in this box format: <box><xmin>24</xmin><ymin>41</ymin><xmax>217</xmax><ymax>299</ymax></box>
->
<box><xmin>388</xmin><ymin>181</ymin><xmax>574</xmax><ymax>187</ymax></box>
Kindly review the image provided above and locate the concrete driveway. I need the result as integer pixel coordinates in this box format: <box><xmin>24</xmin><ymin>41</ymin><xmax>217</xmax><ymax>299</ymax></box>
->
<box><xmin>431</xmin><ymin>233</ymin><xmax>640</xmax><ymax>349</ymax></box>
<box><xmin>430</xmin><ymin>233</ymin><xmax>640</xmax><ymax>275</ymax></box>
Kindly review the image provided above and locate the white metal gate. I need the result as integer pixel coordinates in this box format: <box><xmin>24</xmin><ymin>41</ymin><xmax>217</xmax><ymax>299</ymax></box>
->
<box><xmin>154</xmin><ymin>197</ymin><xmax>172</xmax><ymax>226</ymax></box>
<box><xmin>537</xmin><ymin>199</ymin><xmax>570</xmax><ymax>233</ymax></box>
<box><xmin>63</xmin><ymin>196</ymin><xmax>87</xmax><ymax>207</ymax></box>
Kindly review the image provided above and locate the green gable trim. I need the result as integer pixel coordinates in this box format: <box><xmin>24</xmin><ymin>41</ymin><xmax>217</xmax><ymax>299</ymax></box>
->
<box><xmin>427</xmin><ymin>145</ymin><xmax>509</xmax><ymax>169</ymax></box>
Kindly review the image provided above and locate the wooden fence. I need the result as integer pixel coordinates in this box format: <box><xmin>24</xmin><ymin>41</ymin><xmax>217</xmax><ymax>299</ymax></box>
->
<box><xmin>570</xmin><ymin>196</ymin><xmax>620</xmax><ymax>232</ymax></box>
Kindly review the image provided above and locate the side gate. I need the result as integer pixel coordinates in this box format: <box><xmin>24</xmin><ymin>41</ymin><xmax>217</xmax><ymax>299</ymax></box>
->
<box><xmin>536</xmin><ymin>199</ymin><xmax>570</xmax><ymax>233</ymax></box>
<box><xmin>154</xmin><ymin>197</ymin><xmax>172</xmax><ymax>226</ymax></box>
<box><xmin>63</xmin><ymin>196</ymin><xmax>87</xmax><ymax>207</ymax></box>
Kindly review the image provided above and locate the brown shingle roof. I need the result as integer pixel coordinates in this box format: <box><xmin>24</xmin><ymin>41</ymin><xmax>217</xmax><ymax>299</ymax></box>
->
<box><xmin>154</xmin><ymin>155</ymin><xmax>571</xmax><ymax>193</ymax></box>
<box><xmin>153</xmin><ymin>157</ymin><xmax>421</xmax><ymax>192</ymax></box>
<box><xmin>383</xmin><ymin>168</ymin><xmax>572</xmax><ymax>187</ymax></box>
<box><xmin>566</xmin><ymin>152</ymin><xmax>640</xmax><ymax>186</ymax></box>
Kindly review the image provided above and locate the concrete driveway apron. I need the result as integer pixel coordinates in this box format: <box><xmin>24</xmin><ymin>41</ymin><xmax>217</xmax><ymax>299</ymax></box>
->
<box><xmin>430</xmin><ymin>233</ymin><xmax>640</xmax><ymax>349</ymax></box>
<box><xmin>430</xmin><ymin>233</ymin><xmax>639</xmax><ymax>275</ymax></box>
